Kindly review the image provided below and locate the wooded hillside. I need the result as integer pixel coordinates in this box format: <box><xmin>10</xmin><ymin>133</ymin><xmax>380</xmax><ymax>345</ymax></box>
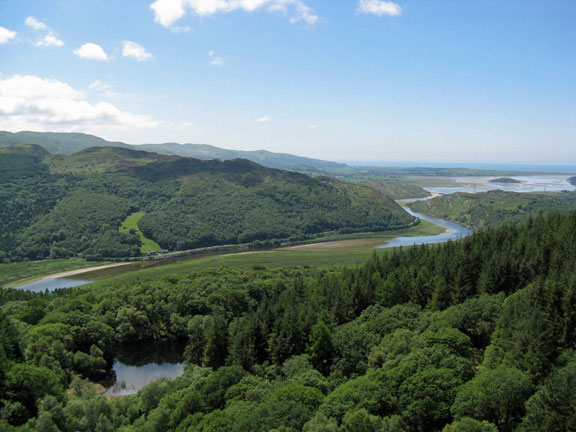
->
<box><xmin>0</xmin><ymin>146</ymin><xmax>412</xmax><ymax>262</ymax></box>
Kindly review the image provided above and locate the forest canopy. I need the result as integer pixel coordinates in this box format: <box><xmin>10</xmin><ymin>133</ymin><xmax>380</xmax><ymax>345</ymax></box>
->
<box><xmin>1</xmin><ymin>211</ymin><xmax>576</xmax><ymax>431</ymax></box>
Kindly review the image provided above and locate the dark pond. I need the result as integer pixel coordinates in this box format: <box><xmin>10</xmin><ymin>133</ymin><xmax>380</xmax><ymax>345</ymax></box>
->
<box><xmin>102</xmin><ymin>341</ymin><xmax>186</xmax><ymax>397</ymax></box>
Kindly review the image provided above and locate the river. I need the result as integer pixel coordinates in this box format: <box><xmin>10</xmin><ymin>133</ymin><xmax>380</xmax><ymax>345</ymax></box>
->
<box><xmin>377</xmin><ymin>206</ymin><xmax>473</xmax><ymax>248</ymax></box>
<box><xmin>427</xmin><ymin>174</ymin><xmax>576</xmax><ymax>195</ymax></box>
<box><xmin>9</xmin><ymin>203</ymin><xmax>472</xmax><ymax>292</ymax></box>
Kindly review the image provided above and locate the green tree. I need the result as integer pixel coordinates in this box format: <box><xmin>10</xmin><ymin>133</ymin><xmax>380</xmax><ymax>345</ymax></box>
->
<box><xmin>3</xmin><ymin>364</ymin><xmax>63</xmax><ymax>424</ymax></box>
<box><xmin>442</xmin><ymin>417</ymin><xmax>499</xmax><ymax>432</ymax></box>
<box><xmin>302</xmin><ymin>413</ymin><xmax>339</xmax><ymax>432</ymax></box>
<box><xmin>521</xmin><ymin>353</ymin><xmax>576</xmax><ymax>431</ymax></box>
<box><xmin>380</xmin><ymin>415</ymin><xmax>408</xmax><ymax>432</ymax></box>
<box><xmin>204</xmin><ymin>309</ymin><xmax>229</xmax><ymax>369</ymax></box>
<box><xmin>228</xmin><ymin>317</ymin><xmax>257</xmax><ymax>370</ymax></box>
<box><xmin>341</xmin><ymin>408</ymin><xmax>382</xmax><ymax>432</ymax></box>
<box><xmin>331</xmin><ymin>322</ymin><xmax>373</xmax><ymax>378</ymax></box>
<box><xmin>451</xmin><ymin>367</ymin><xmax>533</xmax><ymax>432</ymax></box>
<box><xmin>307</xmin><ymin>322</ymin><xmax>334</xmax><ymax>376</ymax></box>
<box><xmin>184</xmin><ymin>315</ymin><xmax>208</xmax><ymax>366</ymax></box>
<box><xmin>399</xmin><ymin>367</ymin><xmax>464</xmax><ymax>431</ymax></box>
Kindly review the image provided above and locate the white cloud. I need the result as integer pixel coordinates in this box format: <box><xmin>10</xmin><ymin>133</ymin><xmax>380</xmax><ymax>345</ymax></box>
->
<box><xmin>24</xmin><ymin>17</ymin><xmax>65</xmax><ymax>47</ymax></box>
<box><xmin>210</xmin><ymin>57</ymin><xmax>224</xmax><ymax>66</ymax></box>
<box><xmin>25</xmin><ymin>16</ymin><xmax>47</xmax><ymax>31</ymax></box>
<box><xmin>151</xmin><ymin>0</ymin><xmax>187</xmax><ymax>27</ymax></box>
<box><xmin>0</xmin><ymin>74</ymin><xmax>159</xmax><ymax>134</ymax></box>
<box><xmin>171</xmin><ymin>25</ymin><xmax>193</xmax><ymax>33</ymax></box>
<box><xmin>74</xmin><ymin>43</ymin><xmax>109</xmax><ymax>61</ymax></box>
<box><xmin>257</xmin><ymin>115</ymin><xmax>271</xmax><ymax>123</ymax></box>
<box><xmin>150</xmin><ymin>0</ymin><xmax>318</xmax><ymax>27</ymax></box>
<box><xmin>88</xmin><ymin>80</ymin><xmax>118</xmax><ymax>98</ymax></box>
<box><xmin>358</xmin><ymin>0</ymin><xmax>402</xmax><ymax>17</ymax></box>
<box><xmin>88</xmin><ymin>80</ymin><xmax>111</xmax><ymax>91</ymax></box>
<box><xmin>0</xmin><ymin>27</ymin><xmax>17</xmax><ymax>44</ymax></box>
<box><xmin>36</xmin><ymin>33</ymin><xmax>64</xmax><ymax>48</ymax></box>
<box><xmin>122</xmin><ymin>41</ymin><xmax>153</xmax><ymax>61</ymax></box>
<box><xmin>208</xmin><ymin>50</ymin><xmax>224</xmax><ymax>66</ymax></box>
<box><xmin>307</xmin><ymin>124</ymin><xmax>318</xmax><ymax>129</ymax></box>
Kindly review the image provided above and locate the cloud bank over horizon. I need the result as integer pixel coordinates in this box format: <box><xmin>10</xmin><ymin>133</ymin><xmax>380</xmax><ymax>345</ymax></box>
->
<box><xmin>0</xmin><ymin>75</ymin><xmax>159</xmax><ymax>136</ymax></box>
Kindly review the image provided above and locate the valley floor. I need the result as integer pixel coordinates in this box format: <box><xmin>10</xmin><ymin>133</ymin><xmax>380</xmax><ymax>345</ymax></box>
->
<box><xmin>2</xmin><ymin>220</ymin><xmax>444</xmax><ymax>289</ymax></box>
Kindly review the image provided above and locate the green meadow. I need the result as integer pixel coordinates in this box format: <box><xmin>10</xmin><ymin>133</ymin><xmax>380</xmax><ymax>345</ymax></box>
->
<box><xmin>2</xmin><ymin>219</ymin><xmax>443</xmax><ymax>288</ymax></box>
<box><xmin>87</xmin><ymin>219</ymin><xmax>444</xmax><ymax>286</ymax></box>
<box><xmin>119</xmin><ymin>212</ymin><xmax>162</xmax><ymax>253</ymax></box>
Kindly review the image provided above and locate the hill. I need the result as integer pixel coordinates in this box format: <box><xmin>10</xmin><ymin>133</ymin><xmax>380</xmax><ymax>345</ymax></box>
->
<box><xmin>0</xmin><ymin>131</ymin><xmax>346</xmax><ymax>171</ymax></box>
<box><xmin>489</xmin><ymin>177</ymin><xmax>522</xmax><ymax>184</ymax></box>
<box><xmin>0</xmin><ymin>145</ymin><xmax>50</xmax><ymax>182</ymax></box>
<box><xmin>46</xmin><ymin>146</ymin><xmax>179</xmax><ymax>174</ymax></box>
<box><xmin>0</xmin><ymin>146</ymin><xmax>413</xmax><ymax>262</ymax></box>
<box><xmin>410</xmin><ymin>189</ymin><xmax>576</xmax><ymax>229</ymax></box>
<box><xmin>0</xmin><ymin>131</ymin><xmax>546</xmax><ymax>179</ymax></box>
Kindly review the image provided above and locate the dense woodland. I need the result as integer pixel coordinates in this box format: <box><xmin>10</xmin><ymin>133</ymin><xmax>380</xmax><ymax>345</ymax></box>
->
<box><xmin>0</xmin><ymin>146</ymin><xmax>412</xmax><ymax>263</ymax></box>
<box><xmin>410</xmin><ymin>189</ymin><xmax>576</xmax><ymax>229</ymax></box>
<box><xmin>1</xmin><ymin>211</ymin><xmax>576</xmax><ymax>431</ymax></box>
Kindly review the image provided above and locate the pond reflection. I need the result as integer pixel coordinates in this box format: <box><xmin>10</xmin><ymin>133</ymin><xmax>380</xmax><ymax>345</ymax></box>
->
<box><xmin>13</xmin><ymin>278</ymin><xmax>90</xmax><ymax>292</ymax></box>
<box><xmin>102</xmin><ymin>340</ymin><xmax>186</xmax><ymax>397</ymax></box>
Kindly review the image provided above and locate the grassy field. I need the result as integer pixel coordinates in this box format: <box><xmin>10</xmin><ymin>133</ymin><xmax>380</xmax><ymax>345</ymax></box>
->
<box><xmin>119</xmin><ymin>212</ymin><xmax>161</xmax><ymax>253</ymax></box>
<box><xmin>0</xmin><ymin>258</ymin><xmax>112</xmax><ymax>287</ymax></box>
<box><xmin>2</xmin><ymin>219</ymin><xmax>444</xmax><ymax>288</ymax></box>
<box><xmin>85</xmin><ymin>219</ymin><xmax>445</xmax><ymax>286</ymax></box>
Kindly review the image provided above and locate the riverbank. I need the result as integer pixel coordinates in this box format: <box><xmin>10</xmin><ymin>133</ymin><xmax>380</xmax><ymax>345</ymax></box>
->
<box><xmin>43</xmin><ymin>263</ymin><xmax>134</xmax><ymax>280</ymax></box>
<box><xmin>5</xmin><ymin>195</ymin><xmax>478</xmax><ymax>292</ymax></box>
<box><xmin>3</xmin><ymin>219</ymin><xmax>443</xmax><ymax>290</ymax></box>
<box><xmin>0</xmin><ymin>259</ymin><xmax>113</xmax><ymax>288</ymax></box>
<box><xmin>285</xmin><ymin>218</ymin><xmax>445</xmax><ymax>251</ymax></box>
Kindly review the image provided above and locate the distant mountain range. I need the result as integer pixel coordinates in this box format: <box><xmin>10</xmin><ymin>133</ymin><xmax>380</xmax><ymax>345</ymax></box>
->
<box><xmin>0</xmin><ymin>131</ymin><xmax>345</xmax><ymax>171</ymax></box>
<box><xmin>0</xmin><ymin>131</ymin><xmax>556</xmax><ymax>179</ymax></box>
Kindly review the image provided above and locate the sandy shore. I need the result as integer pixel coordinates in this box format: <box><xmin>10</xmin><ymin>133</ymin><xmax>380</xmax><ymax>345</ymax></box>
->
<box><xmin>44</xmin><ymin>262</ymin><xmax>134</xmax><ymax>279</ymax></box>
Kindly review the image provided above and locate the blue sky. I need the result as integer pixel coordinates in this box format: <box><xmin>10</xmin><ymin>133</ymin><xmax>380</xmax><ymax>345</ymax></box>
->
<box><xmin>1</xmin><ymin>0</ymin><xmax>575</xmax><ymax>164</ymax></box>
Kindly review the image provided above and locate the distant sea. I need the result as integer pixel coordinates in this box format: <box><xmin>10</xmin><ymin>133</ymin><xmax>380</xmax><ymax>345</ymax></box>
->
<box><xmin>344</xmin><ymin>161</ymin><xmax>576</xmax><ymax>173</ymax></box>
